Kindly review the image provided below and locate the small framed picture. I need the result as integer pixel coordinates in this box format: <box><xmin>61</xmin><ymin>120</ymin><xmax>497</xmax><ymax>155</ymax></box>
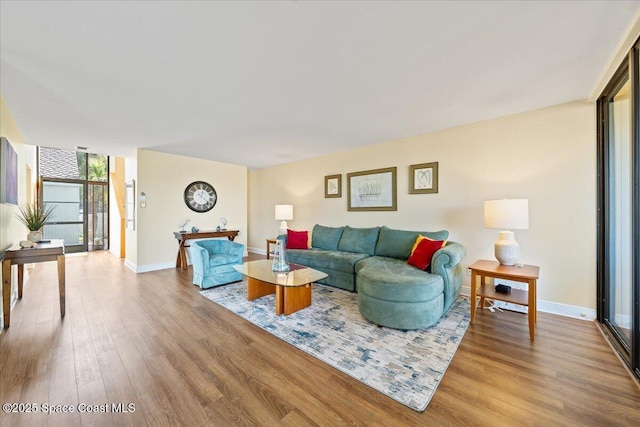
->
<box><xmin>325</xmin><ymin>174</ymin><xmax>342</xmax><ymax>198</ymax></box>
<box><xmin>409</xmin><ymin>162</ymin><xmax>438</xmax><ymax>194</ymax></box>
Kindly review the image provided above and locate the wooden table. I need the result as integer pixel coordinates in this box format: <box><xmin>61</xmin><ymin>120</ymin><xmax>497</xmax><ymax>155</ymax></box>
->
<box><xmin>2</xmin><ymin>239</ymin><xmax>65</xmax><ymax>329</ymax></box>
<box><xmin>174</xmin><ymin>230</ymin><xmax>239</xmax><ymax>270</ymax></box>
<box><xmin>266</xmin><ymin>238</ymin><xmax>277</xmax><ymax>260</ymax></box>
<box><xmin>234</xmin><ymin>260</ymin><xmax>328</xmax><ymax>315</ymax></box>
<box><xmin>469</xmin><ymin>260</ymin><xmax>540</xmax><ymax>341</ymax></box>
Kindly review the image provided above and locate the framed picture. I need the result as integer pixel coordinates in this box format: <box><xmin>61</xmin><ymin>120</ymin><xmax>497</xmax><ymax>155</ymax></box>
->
<box><xmin>0</xmin><ymin>137</ymin><xmax>18</xmax><ymax>205</ymax></box>
<box><xmin>409</xmin><ymin>162</ymin><xmax>438</xmax><ymax>194</ymax></box>
<box><xmin>125</xmin><ymin>179</ymin><xmax>135</xmax><ymax>230</ymax></box>
<box><xmin>347</xmin><ymin>167</ymin><xmax>397</xmax><ymax>211</ymax></box>
<box><xmin>324</xmin><ymin>174</ymin><xmax>342</xmax><ymax>198</ymax></box>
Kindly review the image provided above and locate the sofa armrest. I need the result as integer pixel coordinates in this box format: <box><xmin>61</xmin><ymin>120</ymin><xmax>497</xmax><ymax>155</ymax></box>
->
<box><xmin>431</xmin><ymin>241</ymin><xmax>466</xmax><ymax>311</ymax></box>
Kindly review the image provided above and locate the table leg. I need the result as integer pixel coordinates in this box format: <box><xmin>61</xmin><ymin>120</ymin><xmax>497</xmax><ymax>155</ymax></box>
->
<box><xmin>58</xmin><ymin>254</ymin><xmax>65</xmax><ymax>318</ymax></box>
<box><xmin>2</xmin><ymin>260</ymin><xmax>11</xmax><ymax>329</ymax></box>
<box><xmin>175</xmin><ymin>245</ymin><xmax>182</xmax><ymax>268</ymax></box>
<box><xmin>470</xmin><ymin>270</ymin><xmax>477</xmax><ymax>324</ymax></box>
<box><xmin>280</xmin><ymin>284</ymin><xmax>312</xmax><ymax>315</ymax></box>
<box><xmin>528</xmin><ymin>278</ymin><xmax>536</xmax><ymax>341</ymax></box>
<box><xmin>180</xmin><ymin>242</ymin><xmax>188</xmax><ymax>271</ymax></box>
<box><xmin>247</xmin><ymin>277</ymin><xmax>275</xmax><ymax>301</ymax></box>
<box><xmin>17</xmin><ymin>264</ymin><xmax>24</xmax><ymax>299</ymax></box>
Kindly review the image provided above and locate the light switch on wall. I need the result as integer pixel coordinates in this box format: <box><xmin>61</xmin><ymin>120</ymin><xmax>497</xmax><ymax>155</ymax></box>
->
<box><xmin>140</xmin><ymin>192</ymin><xmax>147</xmax><ymax>208</ymax></box>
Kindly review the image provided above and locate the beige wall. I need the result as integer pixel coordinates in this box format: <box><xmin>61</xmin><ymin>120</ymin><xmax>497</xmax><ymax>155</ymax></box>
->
<box><xmin>249</xmin><ymin>100</ymin><xmax>596</xmax><ymax>314</ymax></box>
<box><xmin>108</xmin><ymin>156</ymin><xmax>125</xmax><ymax>258</ymax></box>
<box><xmin>0</xmin><ymin>93</ymin><xmax>34</xmax><ymax>328</ymax></box>
<box><xmin>126</xmin><ymin>149</ymin><xmax>248</xmax><ymax>272</ymax></box>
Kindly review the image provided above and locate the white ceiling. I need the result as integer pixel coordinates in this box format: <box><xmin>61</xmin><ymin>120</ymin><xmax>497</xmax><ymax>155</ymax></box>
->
<box><xmin>1</xmin><ymin>1</ymin><xmax>639</xmax><ymax>169</ymax></box>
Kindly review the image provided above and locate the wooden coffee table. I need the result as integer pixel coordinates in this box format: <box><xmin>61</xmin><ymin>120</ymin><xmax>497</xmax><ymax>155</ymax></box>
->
<box><xmin>233</xmin><ymin>260</ymin><xmax>327</xmax><ymax>315</ymax></box>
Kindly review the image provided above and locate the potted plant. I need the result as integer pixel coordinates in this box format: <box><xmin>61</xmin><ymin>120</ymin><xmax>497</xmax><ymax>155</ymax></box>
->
<box><xmin>15</xmin><ymin>203</ymin><xmax>55</xmax><ymax>242</ymax></box>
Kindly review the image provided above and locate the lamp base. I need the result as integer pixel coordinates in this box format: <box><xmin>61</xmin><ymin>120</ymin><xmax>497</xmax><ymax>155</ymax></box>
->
<box><xmin>494</xmin><ymin>230</ymin><xmax>520</xmax><ymax>266</ymax></box>
<box><xmin>278</xmin><ymin>220</ymin><xmax>289</xmax><ymax>236</ymax></box>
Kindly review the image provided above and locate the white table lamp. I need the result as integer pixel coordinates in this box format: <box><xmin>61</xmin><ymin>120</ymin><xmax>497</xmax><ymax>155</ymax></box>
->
<box><xmin>275</xmin><ymin>204</ymin><xmax>293</xmax><ymax>235</ymax></box>
<box><xmin>484</xmin><ymin>199</ymin><xmax>529</xmax><ymax>266</ymax></box>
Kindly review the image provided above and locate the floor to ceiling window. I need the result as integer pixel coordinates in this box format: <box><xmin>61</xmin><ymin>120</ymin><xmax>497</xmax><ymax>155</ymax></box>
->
<box><xmin>597</xmin><ymin>37</ymin><xmax>639</xmax><ymax>381</ymax></box>
<box><xmin>38</xmin><ymin>147</ymin><xmax>109</xmax><ymax>253</ymax></box>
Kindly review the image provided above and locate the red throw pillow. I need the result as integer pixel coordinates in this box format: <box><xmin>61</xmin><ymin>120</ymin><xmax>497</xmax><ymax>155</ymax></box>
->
<box><xmin>286</xmin><ymin>229</ymin><xmax>309</xmax><ymax>250</ymax></box>
<box><xmin>407</xmin><ymin>238</ymin><xmax>445</xmax><ymax>270</ymax></box>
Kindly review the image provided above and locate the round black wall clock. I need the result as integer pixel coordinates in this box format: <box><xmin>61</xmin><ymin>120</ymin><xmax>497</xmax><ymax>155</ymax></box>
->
<box><xmin>184</xmin><ymin>181</ymin><xmax>217</xmax><ymax>212</ymax></box>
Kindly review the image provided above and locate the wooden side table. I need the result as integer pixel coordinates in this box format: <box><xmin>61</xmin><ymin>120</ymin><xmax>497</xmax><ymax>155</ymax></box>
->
<box><xmin>173</xmin><ymin>230</ymin><xmax>239</xmax><ymax>270</ymax></box>
<box><xmin>469</xmin><ymin>260</ymin><xmax>540</xmax><ymax>341</ymax></box>
<box><xmin>265</xmin><ymin>238</ymin><xmax>277</xmax><ymax>260</ymax></box>
<box><xmin>2</xmin><ymin>239</ymin><xmax>65</xmax><ymax>329</ymax></box>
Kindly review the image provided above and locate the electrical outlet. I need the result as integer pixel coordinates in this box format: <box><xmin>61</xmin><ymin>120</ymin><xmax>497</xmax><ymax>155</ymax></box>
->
<box><xmin>467</xmin><ymin>268</ymin><xmax>471</xmax><ymax>276</ymax></box>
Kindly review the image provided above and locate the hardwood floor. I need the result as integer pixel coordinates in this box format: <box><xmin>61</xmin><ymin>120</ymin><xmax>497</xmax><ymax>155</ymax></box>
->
<box><xmin>1</xmin><ymin>251</ymin><xmax>639</xmax><ymax>426</ymax></box>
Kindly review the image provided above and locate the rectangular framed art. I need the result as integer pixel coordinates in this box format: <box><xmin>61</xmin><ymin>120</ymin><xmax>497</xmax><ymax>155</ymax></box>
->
<box><xmin>347</xmin><ymin>167</ymin><xmax>397</xmax><ymax>211</ymax></box>
<box><xmin>125</xmin><ymin>179</ymin><xmax>135</xmax><ymax>230</ymax></box>
<box><xmin>409</xmin><ymin>162</ymin><xmax>438</xmax><ymax>194</ymax></box>
<box><xmin>324</xmin><ymin>174</ymin><xmax>341</xmax><ymax>198</ymax></box>
<box><xmin>0</xmin><ymin>137</ymin><xmax>18</xmax><ymax>205</ymax></box>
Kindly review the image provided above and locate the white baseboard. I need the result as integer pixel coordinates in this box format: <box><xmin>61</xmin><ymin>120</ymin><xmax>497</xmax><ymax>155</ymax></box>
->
<box><xmin>124</xmin><ymin>259</ymin><xmax>137</xmax><ymax>272</ymax></box>
<box><xmin>135</xmin><ymin>262</ymin><xmax>176</xmax><ymax>273</ymax></box>
<box><xmin>460</xmin><ymin>285</ymin><xmax>596</xmax><ymax>321</ymax></box>
<box><xmin>248</xmin><ymin>246</ymin><xmax>267</xmax><ymax>256</ymax></box>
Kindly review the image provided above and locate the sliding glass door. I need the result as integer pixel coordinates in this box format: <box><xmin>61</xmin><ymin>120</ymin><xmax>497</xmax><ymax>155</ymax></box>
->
<box><xmin>38</xmin><ymin>147</ymin><xmax>109</xmax><ymax>253</ymax></box>
<box><xmin>597</xmin><ymin>38</ymin><xmax>640</xmax><ymax>380</ymax></box>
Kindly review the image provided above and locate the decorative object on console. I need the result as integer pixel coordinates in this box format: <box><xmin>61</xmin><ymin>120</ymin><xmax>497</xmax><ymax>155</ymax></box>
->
<box><xmin>484</xmin><ymin>199</ymin><xmax>529</xmax><ymax>266</ymax></box>
<box><xmin>271</xmin><ymin>239</ymin><xmax>290</xmax><ymax>272</ymax></box>
<box><xmin>409</xmin><ymin>162</ymin><xmax>439</xmax><ymax>194</ymax></box>
<box><xmin>178</xmin><ymin>219</ymin><xmax>190</xmax><ymax>233</ymax></box>
<box><xmin>19</xmin><ymin>240</ymin><xmax>36</xmax><ymax>248</ymax></box>
<box><xmin>184</xmin><ymin>181</ymin><xmax>217</xmax><ymax>212</ymax></box>
<box><xmin>220</xmin><ymin>217</ymin><xmax>228</xmax><ymax>230</ymax></box>
<box><xmin>347</xmin><ymin>167</ymin><xmax>397</xmax><ymax>211</ymax></box>
<box><xmin>15</xmin><ymin>203</ymin><xmax>55</xmax><ymax>242</ymax></box>
<box><xmin>275</xmin><ymin>204</ymin><xmax>293</xmax><ymax>235</ymax></box>
<box><xmin>191</xmin><ymin>226</ymin><xmax>199</xmax><ymax>233</ymax></box>
<box><xmin>324</xmin><ymin>174</ymin><xmax>342</xmax><ymax>198</ymax></box>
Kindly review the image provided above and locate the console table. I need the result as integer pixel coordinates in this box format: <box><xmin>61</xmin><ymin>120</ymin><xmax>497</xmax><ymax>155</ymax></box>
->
<box><xmin>469</xmin><ymin>260</ymin><xmax>540</xmax><ymax>341</ymax></box>
<box><xmin>2</xmin><ymin>239</ymin><xmax>65</xmax><ymax>329</ymax></box>
<box><xmin>174</xmin><ymin>230</ymin><xmax>239</xmax><ymax>270</ymax></box>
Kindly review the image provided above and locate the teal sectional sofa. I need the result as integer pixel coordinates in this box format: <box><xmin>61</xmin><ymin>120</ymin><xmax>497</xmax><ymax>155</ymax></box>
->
<box><xmin>283</xmin><ymin>225</ymin><xmax>466</xmax><ymax>330</ymax></box>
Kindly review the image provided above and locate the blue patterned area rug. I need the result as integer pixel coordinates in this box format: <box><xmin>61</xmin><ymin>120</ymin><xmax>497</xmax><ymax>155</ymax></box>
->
<box><xmin>200</xmin><ymin>282</ymin><xmax>470</xmax><ymax>411</ymax></box>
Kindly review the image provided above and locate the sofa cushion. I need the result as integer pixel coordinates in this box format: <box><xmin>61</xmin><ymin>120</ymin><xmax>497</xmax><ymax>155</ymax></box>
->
<box><xmin>375</xmin><ymin>226</ymin><xmax>449</xmax><ymax>260</ymax></box>
<box><xmin>356</xmin><ymin>256</ymin><xmax>444</xmax><ymax>302</ymax></box>
<box><xmin>407</xmin><ymin>238</ymin><xmax>445</xmax><ymax>270</ymax></box>
<box><xmin>311</xmin><ymin>225</ymin><xmax>345</xmax><ymax>250</ymax></box>
<box><xmin>286</xmin><ymin>248</ymin><xmax>370</xmax><ymax>274</ymax></box>
<box><xmin>286</xmin><ymin>229</ymin><xmax>309</xmax><ymax>249</ymax></box>
<box><xmin>338</xmin><ymin>226</ymin><xmax>380</xmax><ymax>255</ymax></box>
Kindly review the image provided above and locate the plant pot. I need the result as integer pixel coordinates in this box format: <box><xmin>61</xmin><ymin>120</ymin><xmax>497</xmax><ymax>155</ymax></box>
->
<box><xmin>27</xmin><ymin>230</ymin><xmax>43</xmax><ymax>243</ymax></box>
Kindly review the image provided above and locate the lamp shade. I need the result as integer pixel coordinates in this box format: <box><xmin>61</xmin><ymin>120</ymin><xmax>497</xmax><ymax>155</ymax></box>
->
<box><xmin>484</xmin><ymin>199</ymin><xmax>529</xmax><ymax>230</ymax></box>
<box><xmin>275</xmin><ymin>204</ymin><xmax>293</xmax><ymax>221</ymax></box>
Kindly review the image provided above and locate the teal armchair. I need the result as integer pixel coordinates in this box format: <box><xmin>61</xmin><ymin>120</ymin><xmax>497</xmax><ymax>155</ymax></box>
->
<box><xmin>191</xmin><ymin>239</ymin><xmax>244</xmax><ymax>289</ymax></box>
